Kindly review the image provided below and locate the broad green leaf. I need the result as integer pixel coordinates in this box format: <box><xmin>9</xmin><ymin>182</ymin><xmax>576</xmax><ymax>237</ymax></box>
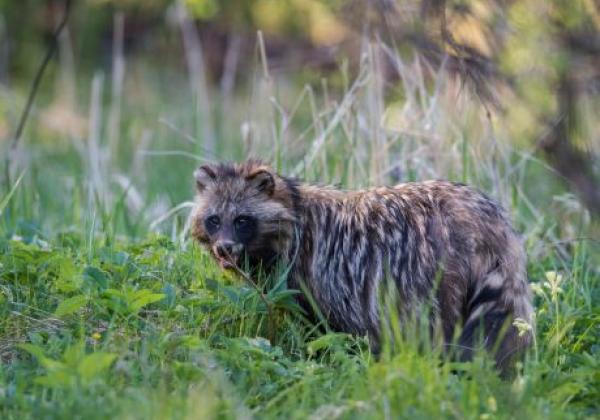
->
<box><xmin>34</xmin><ymin>371</ymin><xmax>72</xmax><ymax>388</ymax></box>
<box><xmin>55</xmin><ymin>295</ymin><xmax>88</xmax><ymax>317</ymax></box>
<box><xmin>83</xmin><ymin>266</ymin><xmax>110</xmax><ymax>290</ymax></box>
<box><xmin>130</xmin><ymin>292</ymin><xmax>165</xmax><ymax>312</ymax></box>
<box><xmin>78</xmin><ymin>352</ymin><xmax>117</xmax><ymax>382</ymax></box>
<box><xmin>63</xmin><ymin>343</ymin><xmax>85</xmax><ymax>367</ymax></box>
<box><xmin>204</xmin><ymin>278</ymin><xmax>221</xmax><ymax>292</ymax></box>
<box><xmin>102</xmin><ymin>288</ymin><xmax>125</xmax><ymax>299</ymax></box>
<box><xmin>18</xmin><ymin>344</ymin><xmax>64</xmax><ymax>370</ymax></box>
<box><xmin>18</xmin><ymin>343</ymin><xmax>46</xmax><ymax>360</ymax></box>
<box><xmin>50</xmin><ymin>256</ymin><xmax>81</xmax><ymax>293</ymax></box>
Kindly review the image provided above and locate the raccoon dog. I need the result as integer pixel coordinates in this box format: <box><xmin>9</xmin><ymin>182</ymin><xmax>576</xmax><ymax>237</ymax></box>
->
<box><xmin>191</xmin><ymin>160</ymin><xmax>533</xmax><ymax>375</ymax></box>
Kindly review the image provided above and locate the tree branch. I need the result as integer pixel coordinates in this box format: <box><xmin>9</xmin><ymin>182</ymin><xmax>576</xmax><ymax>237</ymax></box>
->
<box><xmin>5</xmin><ymin>0</ymin><xmax>72</xmax><ymax>188</ymax></box>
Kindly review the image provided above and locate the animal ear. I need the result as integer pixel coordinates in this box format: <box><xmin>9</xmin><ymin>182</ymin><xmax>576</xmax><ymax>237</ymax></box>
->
<box><xmin>194</xmin><ymin>164</ymin><xmax>217</xmax><ymax>192</ymax></box>
<box><xmin>246</xmin><ymin>168</ymin><xmax>275</xmax><ymax>195</ymax></box>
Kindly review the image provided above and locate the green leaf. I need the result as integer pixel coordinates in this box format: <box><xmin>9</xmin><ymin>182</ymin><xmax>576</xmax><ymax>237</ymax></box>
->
<box><xmin>63</xmin><ymin>343</ymin><xmax>84</xmax><ymax>367</ymax></box>
<box><xmin>34</xmin><ymin>371</ymin><xmax>72</xmax><ymax>388</ymax></box>
<box><xmin>307</xmin><ymin>333</ymin><xmax>352</xmax><ymax>355</ymax></box>
<box><xmin>78</xmin><ymin>352</ymin><xmax>117</xmax><ymax>383</ymax></box>
<box><xmin>18</xmin><ymin>343</ymin><xmax>64</xmax><ymax>370</ymax></box>
<box><xmin>50</xmin><ymin>256</ymin><xmax>81</xmax><ymax>293</ymax></box>
<box><xmin>268</xmin><ymin>289</ymin><xmax>301</xmax><ymax>302</ymax></box>
<box><xmin>204</xmin><ymin>278</ymin><xmax>221</xmax><ymax>292</ymax></box>
<box><xmin>55</xmin><ymin>295</ymin><xmax>88</xmax><ymax>317</ymax></box>
<box><xmin>83</xmin><ymin>266</ymin><xmax>110</xmax><ymax>290</ymax></box>
<box><xmin>102</xmin><ymin>288</ymin><xmax>125</xmax><ymax>299</ymax></box>
<box><xmin>18</xmin><ymin>343</ymin><xmax>46</xmax><ymax>360</ymax></box>
<box><xmin>130</xmin><ymin>292</ymin><xmax>165</xmax><ymax>312</ymax></box>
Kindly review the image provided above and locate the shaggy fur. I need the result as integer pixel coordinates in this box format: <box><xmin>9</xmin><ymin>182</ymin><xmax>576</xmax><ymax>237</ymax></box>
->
<box><xmin>191</xmin><ymin>160</ymin><xmax>533</xmax><ymax>375</ymax></box>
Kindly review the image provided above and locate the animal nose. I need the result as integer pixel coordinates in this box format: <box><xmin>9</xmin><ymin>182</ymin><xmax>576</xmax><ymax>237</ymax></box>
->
<box><xmin>215</xmin><ymin>241</ymin><xmax>235</xmax><ymax>258</ymax></box>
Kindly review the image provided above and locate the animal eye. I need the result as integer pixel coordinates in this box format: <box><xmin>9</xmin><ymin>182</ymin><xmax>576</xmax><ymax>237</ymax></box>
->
<box><xmin>233</xmin><ymin>216</ymin><xmax>256</xmax><ymax>242</ymax></box>
<box><xmin>234</xmin><ymin>216</ymin><xmax>249</xmax><ymax>228</ymax></box>
<box><xmin>204</xmin><ymin>215</ymin><xmax>221</xmax><ymax>234</ymax></box>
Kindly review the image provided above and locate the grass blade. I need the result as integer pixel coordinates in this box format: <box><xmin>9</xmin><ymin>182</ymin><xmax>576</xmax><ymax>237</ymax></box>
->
<box><xmin>0</xmin><ymin>170</ymin><xmax>25</xmax><ymax>216</ymax></box>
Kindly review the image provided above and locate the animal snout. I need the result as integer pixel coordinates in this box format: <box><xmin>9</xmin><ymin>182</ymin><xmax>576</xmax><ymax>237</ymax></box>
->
<box><xmin>215</xmin><ymin>241</ymin><xmax>237</xmax><ymax>259</ymax></box>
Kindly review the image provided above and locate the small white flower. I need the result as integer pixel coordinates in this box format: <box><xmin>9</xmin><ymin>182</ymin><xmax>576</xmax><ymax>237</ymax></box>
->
<box><xmin>513</xmin><ymin>318</ymin><xmax>533</xmax><ymax>337</ymax></box>
<box><xmin>487</xmin><ymin>396</ymin><xmax>497</xmax><ymax>412</ymax></box>
<box><xmin>544</xmin><ymin>271</ymin><xmax>564</xmax><ymax>302</ymax></box>
<box><xmin>530</xmin><ymin>283</ymin><xmax>545</xmax><ymax>297</ymax></box>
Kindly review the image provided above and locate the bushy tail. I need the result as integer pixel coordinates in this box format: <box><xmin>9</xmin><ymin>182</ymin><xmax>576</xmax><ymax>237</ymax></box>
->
<box><xmin>458</xmin><ymin>248</ymin><xmax>534</xmax><ymax>377</ymax></box>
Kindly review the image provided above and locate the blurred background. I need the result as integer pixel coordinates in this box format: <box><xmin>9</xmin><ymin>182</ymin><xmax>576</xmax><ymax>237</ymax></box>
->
<box><xmin>0</xmin><ymin>0</ymin><xmax>598</xmax><ymax>257</ymax></box>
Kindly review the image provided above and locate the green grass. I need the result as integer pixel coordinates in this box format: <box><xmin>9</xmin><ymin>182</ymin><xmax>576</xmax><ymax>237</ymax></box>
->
<box><xmin>0</xmin><ymin>232</ymin><xmax>598</xmax><ymax>419</ymax></box>
<box><xmin>1</xmin><ymin>34</ymin><xmax>599</xmax><ymax>419</ymax></box>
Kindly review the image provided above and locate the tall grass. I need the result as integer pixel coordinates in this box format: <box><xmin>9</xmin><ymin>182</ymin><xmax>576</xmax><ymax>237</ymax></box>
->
<box><xmin>0</xmin><ymin>9</ymin><xmax>598</xmax><ymax>419</ymax></box>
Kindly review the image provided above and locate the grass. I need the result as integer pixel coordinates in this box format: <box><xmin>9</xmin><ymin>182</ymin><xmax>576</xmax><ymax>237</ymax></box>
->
<box><xmin>0</xmin><ymin>233</ymin><xmax>598</xmax><ymax>419</ymax></box>
<box><xmin>1</xmin><ymin>28</ymin><xmax>599</xmax><ymax>419</ymax></box>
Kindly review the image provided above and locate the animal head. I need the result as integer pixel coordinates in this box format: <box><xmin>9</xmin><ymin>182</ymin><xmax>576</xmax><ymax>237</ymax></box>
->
<box><xmin>191</xmin><ymin>160</ymin><xmax>297</xmax><ymax>271</ymax></box>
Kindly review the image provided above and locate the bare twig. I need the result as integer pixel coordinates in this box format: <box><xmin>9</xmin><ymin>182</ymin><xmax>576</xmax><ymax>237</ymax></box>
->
<box><xmin>5</xmin><ymin>0</ymin><xmax>72</xmax><ymax>189</ymax></box>
<box><xmin>107</xmin><ymin>12</ymin><xmax>125</xmax><ymax>155</ymax></box>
